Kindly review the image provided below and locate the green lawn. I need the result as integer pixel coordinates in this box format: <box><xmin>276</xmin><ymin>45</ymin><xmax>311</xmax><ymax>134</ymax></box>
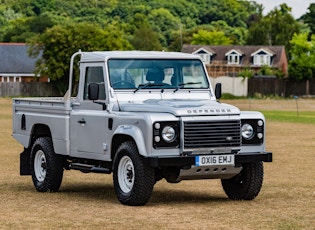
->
<box><xmin>261</xmin><ymin>110</ymin><xmax>315</xmax><ymax>124</ymax></box>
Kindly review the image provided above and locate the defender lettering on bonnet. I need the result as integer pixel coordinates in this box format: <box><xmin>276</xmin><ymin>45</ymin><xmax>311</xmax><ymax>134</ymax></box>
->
<box><xmin>187</xmin><ymin>108</ymin><xmax>232</xmax><ymax>114</ymax></box>
<box><xmin>12</xmin><ymin>51</ymin><xmax>272</xmax><ymax>206</ymax></box>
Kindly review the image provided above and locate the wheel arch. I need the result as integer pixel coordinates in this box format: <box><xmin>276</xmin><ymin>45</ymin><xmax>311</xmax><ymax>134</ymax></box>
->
<box><xmin>111</xmin><ymin>125</ymin><xmax>148</xmax><ymax>161</ymax></box>
<box><xmin>20</xmin><ymin>124</ymin><xmax>52</xmax><ymax>176</ymax></box>
<box><xmin>29</xmin><ymin>124</ymin><xmax>52</xmax><ymax>149</ymax></box>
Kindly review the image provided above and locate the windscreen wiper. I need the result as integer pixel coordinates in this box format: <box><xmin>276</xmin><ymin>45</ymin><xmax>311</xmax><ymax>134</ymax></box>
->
<box><xmin>173</xmin><ymin>82</ymin><xmax>201</xmax><ymax>93</ymax></box>
<box><xmin>134</xmin><ymin>83</ymin><xmax>164</xmax><ymax>93</ymax></box>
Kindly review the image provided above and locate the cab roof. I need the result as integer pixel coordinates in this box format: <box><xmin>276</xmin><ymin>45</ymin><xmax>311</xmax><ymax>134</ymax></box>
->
<box><xmin>79</xmin><ymin>51</ymin><xmax>201</xmax><ymax>62</ymax></box>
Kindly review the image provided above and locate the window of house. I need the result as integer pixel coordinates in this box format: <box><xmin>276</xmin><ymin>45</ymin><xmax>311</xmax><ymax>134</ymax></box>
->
<box><xmin>253</xmin><ymin>54</ymin><xmax>271</xmax><ymax>66</ymax></box>
<box><xmin>227</xmin><ymin>54</ymin><xmax>240</xmax><ymax>64</ymax></box>
<box><xmin>193</xmin><ymin>49</ymin><xmax>212</xmax><ymax>64</ymax></box>
<box><xmin>198</xmin><ymin>53</ymin><xmax>211</xmax><ymax>64</ymax></box>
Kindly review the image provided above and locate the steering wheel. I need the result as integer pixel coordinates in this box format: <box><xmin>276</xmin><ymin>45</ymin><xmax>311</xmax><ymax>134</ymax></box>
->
<box><xmin>112</xmin><ymin>81</ymin><xmax>134</xmax><ymax>88</ymax></box>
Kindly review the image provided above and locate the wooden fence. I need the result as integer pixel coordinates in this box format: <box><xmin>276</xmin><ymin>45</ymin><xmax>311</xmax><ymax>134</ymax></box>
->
<box><xmin>0</xmin><ymin>79</ymin><xmax>314</xmax><ymax>97</ymax></box>
<box><xmin>248</xmin><ymin>78</ymin><xmax>315</xmax><ymax>97</ymax></box>
<box><xmin>0</xmin><ymin>82</ymin><xmax>58</xmax><ymax>97</ymax></box>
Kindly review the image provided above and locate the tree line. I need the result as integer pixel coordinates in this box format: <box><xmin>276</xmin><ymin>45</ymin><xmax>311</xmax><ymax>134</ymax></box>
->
<box><xmin>0</xmin><ymin>0</ymin><xmax>315</xmax><ymax>93</ymax></box>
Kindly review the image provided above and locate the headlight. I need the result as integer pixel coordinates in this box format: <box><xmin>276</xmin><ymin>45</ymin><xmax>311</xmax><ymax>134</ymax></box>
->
<box><xmin>241</xmin><ymin>123</ymin><xmax>254</xmax><ymax>140</ymax></box>
<box><xmin>241</xmin><ymin>119</ymin><xmax>264</xmax><ymax>145</ymax></box>
<box><xmin>162</xmin><ymin>126</ymin><xmax>176</xmax><ymax>142</ymax></box>
<box><xmin>153</xmin><ymin>121</ymin><xmax>179</xmax><ymax>148</ymax></box>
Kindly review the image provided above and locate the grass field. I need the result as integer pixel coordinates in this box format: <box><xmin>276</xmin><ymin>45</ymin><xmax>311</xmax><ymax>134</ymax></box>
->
<box><xmin>1</xmin><ymin>98</ymin><xmax>314</xmax><ymax>229</ymax></box>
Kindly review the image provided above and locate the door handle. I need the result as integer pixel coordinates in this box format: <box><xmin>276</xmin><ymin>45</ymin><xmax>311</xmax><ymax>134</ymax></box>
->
<box><xmin>78</xmin><ymin>118</ymin><xmax>86</xmax><ymax>124</ymax></box>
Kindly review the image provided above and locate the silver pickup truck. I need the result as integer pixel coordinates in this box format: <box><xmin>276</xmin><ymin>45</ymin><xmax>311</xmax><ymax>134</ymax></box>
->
<box><xmin>12</xmin><ymin>51</ymin><xmax>272</xmax><ymax>206</ymax></box>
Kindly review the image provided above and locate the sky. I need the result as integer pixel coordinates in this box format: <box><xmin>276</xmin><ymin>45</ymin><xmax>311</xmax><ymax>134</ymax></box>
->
<box><xmin>253</xmin><ymin>0</ymin><xmax>314</xmax><ymax>18</ymax></box>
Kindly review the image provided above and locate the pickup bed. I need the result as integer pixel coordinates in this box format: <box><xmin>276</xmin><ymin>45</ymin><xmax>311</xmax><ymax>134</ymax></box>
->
<box><xmin>13</xmin><ymin>51</ymin><xmax>272</xmax><ymax>206</ymax></box>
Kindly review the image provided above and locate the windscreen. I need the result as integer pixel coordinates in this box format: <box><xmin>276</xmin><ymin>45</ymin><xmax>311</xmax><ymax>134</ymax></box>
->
<box><xmin>108</xmin><ymin>59</ymin><xmax>209</xmax><ymax>90</ymax></box>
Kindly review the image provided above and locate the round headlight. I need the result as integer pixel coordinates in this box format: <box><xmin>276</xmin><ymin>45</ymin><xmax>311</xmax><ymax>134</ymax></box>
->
<box><xmin>162</xmin><ymin>126</ymin><xmax>176</xmax><ymax>143</ymax></box>
<box><xmin>241</xmin><ymin>123</ymin><xmax>254</xmax><ymax>140</ymax></box>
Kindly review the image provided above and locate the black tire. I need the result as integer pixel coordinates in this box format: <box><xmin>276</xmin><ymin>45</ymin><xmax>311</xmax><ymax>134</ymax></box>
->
<box><xmin>30</xmin><ymin>137</ymin><xmax>64</xmax><ymax>192</ymax></box>
<box><xmin>221</xmin><ymin>162</ymin><xmax>264</xmax><ymax>200</ymax></box>
<box><xmin>113</xmin><ymin>141</ymin><xmax>155</xmax><ymax>206</ymax></box>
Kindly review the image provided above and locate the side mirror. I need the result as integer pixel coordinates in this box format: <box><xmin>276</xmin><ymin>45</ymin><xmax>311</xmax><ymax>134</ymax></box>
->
<box><xmin>215</xmin><ymin>83</ymin><xmax>222</xmax><ymax>100</ymax></box>
<box><xmin>88</xmin><ymin>83</ymin><xmax>99</xmax><ymax>101</ymax></box>
<box><xmin>88</xmin><ymin>83</ymin><xmax>107</xmax><ymax>110</ymax></box>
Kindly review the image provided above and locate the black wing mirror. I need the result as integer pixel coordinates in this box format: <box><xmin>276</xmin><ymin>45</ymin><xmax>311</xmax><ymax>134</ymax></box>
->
<box><xmin>88</xmin><ymin>83</ymin><xmax>99</xmax><ymax>101</ymax></box>
<box><xmin>215</xmin><ymin>83</ymin><xmax>222</xmax><ymax>100</ymax></box>
<box><xmin>88</xmin><ymin>83</ymin><xmax>106</xmax><ymax>110</ymax></box>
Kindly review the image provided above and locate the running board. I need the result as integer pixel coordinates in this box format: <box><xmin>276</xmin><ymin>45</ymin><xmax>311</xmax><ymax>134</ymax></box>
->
<box><xmin>69</xmin><ymin>163</ymin><xmax>110</xmax><ymax>174</ymax></box>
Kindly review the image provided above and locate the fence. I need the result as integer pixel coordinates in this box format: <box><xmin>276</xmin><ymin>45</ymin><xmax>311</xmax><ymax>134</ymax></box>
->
<box><xmin>0</xmin><ymin>82</ymin><xmax>58</xmax><ymax>97</ymax></box>
<box><xmin>248</xmin><ymin>78</ymin><xmax>315</xmax><ymax>97</ymax></box>
<box><xmin>0</xmin><ymin>79</ymin><xmax>314</xmax><ymax>98</ymax></box>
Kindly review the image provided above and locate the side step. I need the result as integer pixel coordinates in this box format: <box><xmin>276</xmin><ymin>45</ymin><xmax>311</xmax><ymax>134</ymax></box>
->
<box><xmin>69</xmin><ymin>163</ymin><xmax>111</xmax><ymax>174</ymax></box>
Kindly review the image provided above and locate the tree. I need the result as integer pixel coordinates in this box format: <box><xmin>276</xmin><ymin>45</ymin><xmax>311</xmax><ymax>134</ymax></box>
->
<box><xmin>0</xmin><ymin>0</ymin><xmax>263</xmax><ymax>51</ymax></box>
<box><xmin>168</xmin><ymin>29</ymin><xmax>192</xmax><ymax>52</ymax></box>
<box><xmin>2</xmin><ymin>13</ymin><xmax>56</xmax><ymax>42</ymax></box>
<box><xmin>191</xmin><ymin>30</ymin><xmax>232</xmax><ymax>45</ymax></box>
<box><xmin>147</xmin><ymin>8</ymin><xmax>180</xmax><ymax>49</ymax></box>
<box><xmin>247</xmin><ymin>3</ymin><xmax>300</xmax><ymax>55</ymax></box>
<box><xmin>300</xmin><ymin>3</ymin><xmax>315</xmax><ymax>37</ymax></box>
<box><xmin>288</xmin><ymin>33</ymin><xmax>315</xmax><ymax>80</ymax></box>
<box><xmin>238</xmin><ymin>68</ymin><xmax>254</xmax><ymax>79</ymax></box>
<box><xmin>198</xmin><ymin>0</ymin><xmax>258</xmax><ymax>28</ymax></box>
<box><xmin>208</xmin><ymin>20</ymin><xmax>247</xmax><ymax>45</ymax></box>
<box><xmin>0</xmin><ymin>7</ymin><xmax>23</xmax><ymax>41</ymax></box>
<box><xmin>29</xmin><ymin>22</ymin><xmax>132</xmax><ymax>94</ymax></box>
<box><xmin>131</xmin><ymin>28</ymin><xmax>163</xmax><ymax>51</ymax></box>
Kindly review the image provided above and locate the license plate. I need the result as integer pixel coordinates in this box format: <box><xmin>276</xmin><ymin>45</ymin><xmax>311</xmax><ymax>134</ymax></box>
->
<box><xmin>195</xmin><ymin>154</ymin><xmax>234</xmax><ymax>166</ymax></box>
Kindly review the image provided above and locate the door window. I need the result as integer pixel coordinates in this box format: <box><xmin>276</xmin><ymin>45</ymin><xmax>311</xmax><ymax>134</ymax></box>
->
<box><xmin>83</xmin><ymin>66</ymin><xmax>105</xmax><ymax>100</ymax></box>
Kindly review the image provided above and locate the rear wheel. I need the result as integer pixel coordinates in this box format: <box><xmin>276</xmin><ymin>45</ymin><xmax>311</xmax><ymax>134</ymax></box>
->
<box><xmin>221</xmin><ymin>162</ymin><xmax>264</xmax><ymax>200</ymax></box>
<box><xmin>113</xmin><ymin>141</ymin><xmax>155</xmax><ymax>206</ymax></box>
<box><xmin>30</xmin><ymin>137</ymin><xmax>64</xmax><ymax>192</ymax></box>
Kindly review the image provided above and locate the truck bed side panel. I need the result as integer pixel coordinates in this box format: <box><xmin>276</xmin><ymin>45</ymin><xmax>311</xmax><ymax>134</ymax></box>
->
<box><xmin>12</xmin><ymin>98</ymin><xmax>71</xmax><ymax>155</ymax></box>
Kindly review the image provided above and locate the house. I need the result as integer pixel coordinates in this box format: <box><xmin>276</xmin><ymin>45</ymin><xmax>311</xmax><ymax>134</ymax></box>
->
<box><xmin>181</xmin><ymin>44</ymin><xmax>288</xmax><ymax>78</ymax></box>
<box><xmin>0</xmin><ymin>43</ymin><xmax>48</xmax><ymax>82</ymax></box>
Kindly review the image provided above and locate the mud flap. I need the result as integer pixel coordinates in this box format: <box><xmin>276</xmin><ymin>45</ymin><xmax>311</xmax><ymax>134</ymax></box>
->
<box><xmin>20</xmin><ymin>148</ymin><xmax>31</xmax><ymax>175</ymax></box>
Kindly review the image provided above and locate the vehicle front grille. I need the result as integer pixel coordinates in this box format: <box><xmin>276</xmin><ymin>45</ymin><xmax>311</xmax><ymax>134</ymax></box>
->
<box><xmin>183</xmin><ymin>120</ymin><xmax>241</xmax><ymax>149</ymax></box>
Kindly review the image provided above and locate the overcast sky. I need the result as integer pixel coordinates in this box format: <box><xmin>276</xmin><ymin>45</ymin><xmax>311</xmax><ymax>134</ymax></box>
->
<box><xmin>253</xmin><ymin>0</ymin><xmax>314</xmax><ymax>18</ymax></box>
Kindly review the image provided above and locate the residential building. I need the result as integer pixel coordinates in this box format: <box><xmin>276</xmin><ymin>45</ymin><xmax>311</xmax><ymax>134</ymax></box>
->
<box><xmin>181</xmin><ymin>44</ymin><xmax>288</xmax><ymax>78</ymax></box>
<box><xmin>0</xmin><ymin>43</ymin><xmax>48</xmax><ymax>82</ymax></box>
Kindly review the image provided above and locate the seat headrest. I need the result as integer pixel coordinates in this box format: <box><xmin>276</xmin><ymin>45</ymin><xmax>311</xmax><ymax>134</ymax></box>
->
<box><xmin>146</xmin><ymin>68</ymin><xmax>164</xmax><ymax>82</ymax></box>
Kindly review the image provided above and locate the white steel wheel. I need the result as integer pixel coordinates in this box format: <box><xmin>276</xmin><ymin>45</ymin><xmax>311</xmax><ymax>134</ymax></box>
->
<box><xmin>34</xmin><ymin>150</ymin><xmax>47</xmax><ymax>182</ymax></box>
<box><xmin>30</xmin><ymin>137</ymin><xmax>64</xmax><ymax>192</ymax></box>
<box><xmin>113</xmin><ymin>141</ymin><xmax>155</xmax><ymax>206</ymax></box>
<box><xmin>118</xmin><ymin>155</ymin><xmax>135</xmax><ymax>193</ymax></box>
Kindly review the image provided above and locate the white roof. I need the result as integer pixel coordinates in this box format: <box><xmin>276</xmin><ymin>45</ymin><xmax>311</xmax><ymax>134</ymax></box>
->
<box><xmin>251</xmin><ymin>48</ymin><xmax>275</xmax><ymax>57</ymax></box>
<box><xmin>192</xmin><ymin>47</ymin><xmax>215</xmax><ymax>55</ymax></box>
<box><xmin>225</xmin><ymin>49</ymin><xmax>244</xmax><ymax>56</ymax></box>
<box><xmin>80</xmin><ymin>51</ymin><xmax>201</xmax><ymax>62</ymax></box>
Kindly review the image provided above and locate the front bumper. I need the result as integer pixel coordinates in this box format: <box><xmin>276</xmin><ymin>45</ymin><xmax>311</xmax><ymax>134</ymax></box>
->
<box><xmin>147</xmin><ymin>152</ymin><xmax>272</xmax><ymax>167</ymax></box>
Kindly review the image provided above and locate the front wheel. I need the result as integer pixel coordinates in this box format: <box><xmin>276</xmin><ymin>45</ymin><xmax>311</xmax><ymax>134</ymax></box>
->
<box><xmin>221</xmin><ymin>162</ymin><xmax>264</xmax><ymax>200</ymax></box>
<box><xmin>113</xmin><ymin>141</ymin><xmax>155</xmax><ymax>206</ymax></box>
<box><xmin>30</xmin><ymin>137</ymin><xmax>64</xmax><ymax>192</ymax></box>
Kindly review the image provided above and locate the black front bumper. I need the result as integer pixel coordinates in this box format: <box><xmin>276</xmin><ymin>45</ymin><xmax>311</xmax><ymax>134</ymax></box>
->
<box><xmin>148</xmin><ymin>152</ymin><xmax>272</xmax><ymax>167</ymax></box>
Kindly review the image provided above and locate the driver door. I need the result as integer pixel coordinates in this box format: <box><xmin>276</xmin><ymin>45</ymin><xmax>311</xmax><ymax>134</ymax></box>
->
<box><xmin>70</xmin><ymin>64</ymin><xmax>110</xmax><ymax>161</ymax></box>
